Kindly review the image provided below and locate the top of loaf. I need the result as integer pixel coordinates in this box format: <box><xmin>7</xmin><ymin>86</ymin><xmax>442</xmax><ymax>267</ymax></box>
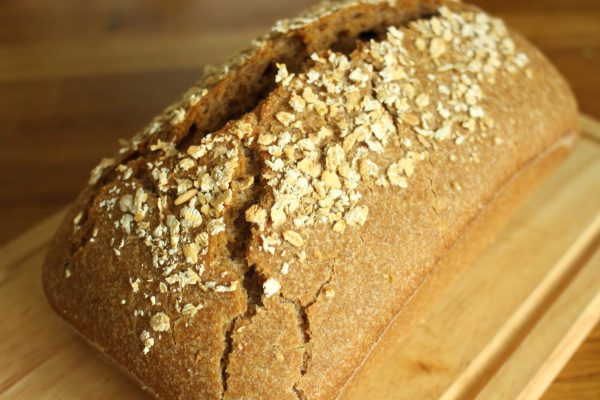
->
<box><xmin>44</xmin><ymin>0</ymin><xmax>578</xmax><ymax>399</ymax></box>
<box><xmin>81</xmin><ymin>0</ymin><xmax>530</xmax><ymax>338</ymax></box>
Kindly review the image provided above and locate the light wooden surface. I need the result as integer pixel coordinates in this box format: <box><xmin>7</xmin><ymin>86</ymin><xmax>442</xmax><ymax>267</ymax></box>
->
<box><xmin>0</xmin><ymin>119</ymin><xmax>598</xmax><ymax>399</ymax></box>
<box><xmin>478</xmin><ymin>246</ymin><xmax>600</xmax><ymax>400</ymax></box>
<box><xmin>1</xmin><ymin>0</ymin><xmax>600</xmax><ymax>397</ymax></box>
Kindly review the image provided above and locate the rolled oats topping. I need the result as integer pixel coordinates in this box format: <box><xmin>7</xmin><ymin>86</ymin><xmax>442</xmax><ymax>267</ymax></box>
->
<box><xmin>150</xmin><ymin>312</ymin><xmax>171</xmax><ymax>332</ymax></box>
<box><xmin>263</xmin><ymin>278</ymin><xmax>281</xmax><ymax>298</ymax></box>
<box><xmin>80</xmin><ymin>2</ymin><xmax>531</xmax><ymax>354</ymax></box>
<box><xmin>244</xmin><ymin>5</ymin><xmax>529</xmax><ymax>258</ymax></box>
<box><xmin>283</xmin><ymin>230</ymin><xmax>305</xmax><ymax>248</ymax></box>
<box><xmin>140</xmin><ymin>330</ymin><xmax>155</xmax><ymax>354</ymax></box>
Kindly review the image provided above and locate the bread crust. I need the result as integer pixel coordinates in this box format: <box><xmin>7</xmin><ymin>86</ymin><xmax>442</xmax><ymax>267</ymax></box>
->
<box><xmin>42</xmin><ymin>1</ymin><xmax>579</xmax><ymax>399</ymax></box>
<box><xmin>339</xmin><ymin>132</ymin><xmax>576</xmax><ymax>399</ymax></box>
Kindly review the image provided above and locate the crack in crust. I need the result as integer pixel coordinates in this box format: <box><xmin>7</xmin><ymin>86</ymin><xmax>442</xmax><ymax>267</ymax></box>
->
<box><xmin>281</xmin><ymin>261</ymin><xmax>336</xmax><ymax>399</ymax></box>
<box><xmin>211</xmin><ymin>7</ymin><xmax>437</xmax><ymax>398</ymax></box>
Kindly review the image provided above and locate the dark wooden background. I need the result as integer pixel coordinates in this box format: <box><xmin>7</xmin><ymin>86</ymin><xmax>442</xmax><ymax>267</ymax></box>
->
<box><xmin>1</xmin><ymin>0</ymin><xmax>598</xmax><ymax>397</ymax></box>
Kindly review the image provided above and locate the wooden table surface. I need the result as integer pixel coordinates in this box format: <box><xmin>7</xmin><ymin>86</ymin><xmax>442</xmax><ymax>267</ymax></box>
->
<box><xmin>1</xmin><ymin>0</ymin><xmax>598</xmax><ymax>398</ymax></box>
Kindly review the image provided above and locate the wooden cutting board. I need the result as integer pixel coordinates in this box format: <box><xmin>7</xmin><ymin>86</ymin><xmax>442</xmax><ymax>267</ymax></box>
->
<box><xmin>1</xmin><ymin>115</ymin><xmax>599</xmax><ymax>400</ymax></box>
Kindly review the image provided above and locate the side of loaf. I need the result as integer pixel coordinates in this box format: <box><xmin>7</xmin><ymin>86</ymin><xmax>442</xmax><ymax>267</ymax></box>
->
<box><xmin>42</xmin><ymin>1</ymin><xmax>579</xmax><ymax>400</ymax></box>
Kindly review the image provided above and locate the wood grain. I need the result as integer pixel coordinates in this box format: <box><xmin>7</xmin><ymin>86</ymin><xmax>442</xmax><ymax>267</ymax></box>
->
<box><xmin>1</xmin><ymin>0</ymin><xmax>599</xmax><ymax>397</ymax></box>
<box><xmin>477</xmin><ymin>246</ymin><xmax>600</xmax><ymax>400</ymax></box>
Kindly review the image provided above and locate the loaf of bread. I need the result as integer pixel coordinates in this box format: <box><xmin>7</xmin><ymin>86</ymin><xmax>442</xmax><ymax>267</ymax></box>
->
<box><xmin>42</xmin><ymin>1</ymin><xmax>578</xmax><ymax>399</ymax></box>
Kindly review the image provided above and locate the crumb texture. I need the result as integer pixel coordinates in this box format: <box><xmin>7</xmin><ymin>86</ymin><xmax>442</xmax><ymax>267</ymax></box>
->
<box><xmin>42</xmin><ymin>0</ymin><xmax>578</xmax><ymax>399</ymax></box>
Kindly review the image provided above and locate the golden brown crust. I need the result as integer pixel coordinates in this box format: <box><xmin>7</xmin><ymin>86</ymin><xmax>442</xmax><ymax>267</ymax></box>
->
<box><xmin>339</xmin><ymin>132</ymin><xmax>576</xmax><ymax>399</ymax></box>
<box><xmin>42</xmin><ymin>1</ymin><xmax>579</xmax><ymax>399</ymax></box>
